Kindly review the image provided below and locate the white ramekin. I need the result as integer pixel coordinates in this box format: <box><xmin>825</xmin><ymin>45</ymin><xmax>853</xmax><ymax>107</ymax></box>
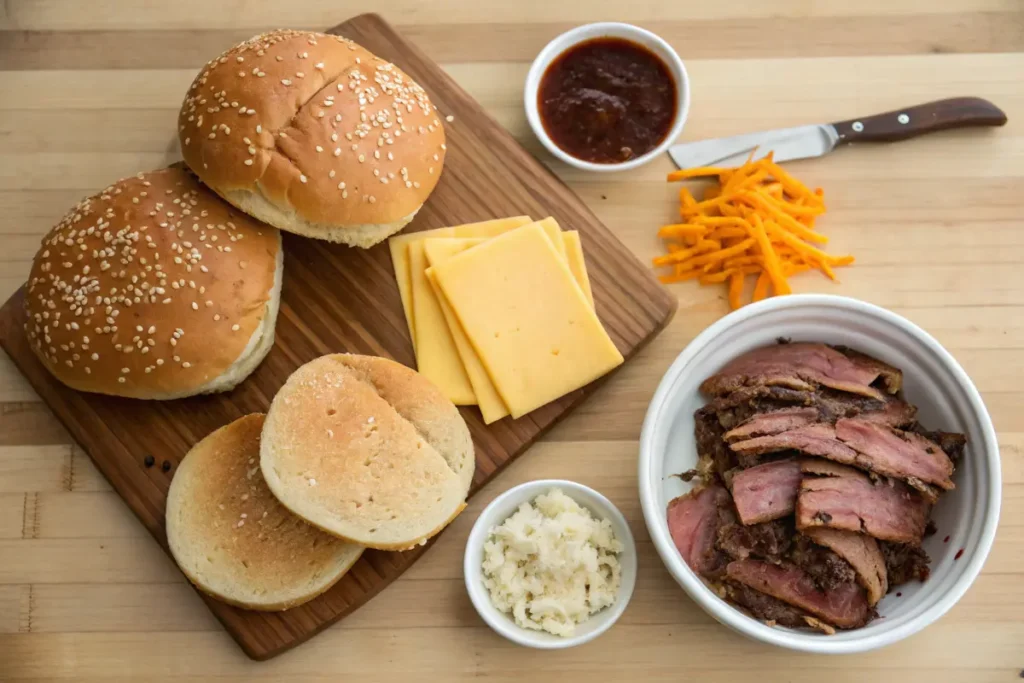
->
<box><xmin>638</xmin><ymin>294</ymin><xmax>1001</xmax><ymax>654</ymax></box>
<box><xmin>524</xmin><ymin>22</ymin><xmax>690</xmax><ymax>172</ymax></box>
<box><xmin>464</xmin><ymin>479</ymin><xmax>637</xmax><ymax>649</ymax></box>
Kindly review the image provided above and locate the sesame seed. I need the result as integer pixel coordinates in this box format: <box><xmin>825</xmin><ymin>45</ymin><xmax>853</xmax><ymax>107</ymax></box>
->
<box><xmin>296</xmin><ymin>72</ymin><xmax>304</xmax><ymax>78</ymax></box>
<box><xmin>446</xmin><ymin>115</ymin><xmax>454</xmax><ymax>122</ymax></box>
<box><xmin>315</xmin><ymin>146</ymin><xmax>323</xmax><ymax>153</ymax></box>
<box><xmin>315</xmin><ymin>62</ymin><xmax>324</xmax><ymax>70</ymax></box>
<box><xmin>118</xmin><ymin>377</ymin><xmax>126</xmax><ymax>383</ymax></box>
<box><xmin>182</xmin><ymin>362</ymin><xmax>191</xmax><ymax>368</ymax></box>
<box><xmin>299</xmin><ymin>175</ymin><xmax>308</xmax><ymax>183</ymax></box>
<box><xmin>244</xmin><ymin>159</ymin><xmax>253</xmax><ymax>166</ymax></box>
<box><xmin>369</xmin><ymin>196</ymin><xmax>376</xmax><ymax>204</ymax></box>
<box><xmin>281</xmin><ymin>79</ymin><xmax>292</xmax><ymax>86</ymax></box>
<box><xmin>191</xmin><ymin>302</ymin><xmax>199</xmax><ymax>311</ymax></box>
<box><xmin>255</xmin><ymin>124</ymin><xmax>262</xmax><ymax>134</ymax></box>
<box><xmin>334</xmin><ymin>148</ymin><xmax>341</xmax><ymax>156</ymax></box>
<box><xmin>231</xmin><ymin>324</ymin><xmax>240</xmax><ymax>331</ymax></box>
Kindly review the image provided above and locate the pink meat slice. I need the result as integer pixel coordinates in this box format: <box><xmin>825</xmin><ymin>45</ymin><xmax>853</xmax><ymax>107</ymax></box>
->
<box><xmin>723</xmin><ymin>407</ymin><xmax>820</xmax><ymax>442</ymax></box>
<box><xmin>729</xmin><ymin>459</ymin><xmax>803</xmax><ymax>525</ymax></box>
<box><xmin>729</xmin><ymin>419</ymin><xmax>954</xmax><ymax>493</ymax></box>
<box><xmin>726</xmin><ymin>559</ymin><xmax>871</xmax><ymax>628</ymax></box>
<box><xmin>700</xmin><ymin>343</ymin><xmax>901</xmax><ymax>401</ymax></box>
<box><xmin>834</xmin><ymin>419</ymin><xmax>955</xmax><ymax>491</ymax></box>
<box><xmin>796</xmin><ymin>460</ymin><xmax>929</xmax><ymax>544</ymax></box>
<box><xmin>666</xmin><ymin>485</ymin><xmax>731</xmax><ymax>574</ymax></box>
<box><xmin>804</xmin><ymin>527</ymin><xmax>888</xmax><ymax>606</ymax></box>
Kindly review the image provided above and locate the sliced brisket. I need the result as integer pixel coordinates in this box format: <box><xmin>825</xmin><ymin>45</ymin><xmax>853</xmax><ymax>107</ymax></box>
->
<box><xmin>708</xmin><ymin>385</ymin><xmax>916</xmax><ymax>430</ymax></box>
<box><xmin>666</xmin><ymin>484</ymin><xmax>734</xmax><ymax>576</ymax></box>
<box><xmin>804</xmin><ymin>527</ymin><xmax>888</xmax><ymax>606</ymax></box>
<box><xmin>880</xmin><ymin>541</ymin><xmax>932</xmax><ymax>586</ymax></box>
<box><xmin>728</xmin><ymin>418</ymin><xmax>955</xmax><ymax>495</ymax></box>
<box><xmin>834</xmin><ymin>419</ymin><xmax>955</xmax><ymax>491</ymax></box>
<box><xmin>729</xmin><ymin>458</ymin><xmax>803</xmax><ymax>525</ymax></box>
<box><xmin>695</xmin><ymin>405</ymin><xmax>737</xmax><ymax>479</ymax></box>
<box><xmin>725</xmin><ymin>559</ymin><xmax>872</xmax><ymax>629</ymax></box>
<box><xmin>700</xmin><ymin>343</ymin><xmax>901</xmax><ymax>401</ymax></box>
<box><xmin>796</xmin><ymin>460</ymin><xmax>930</xmax><ymax>544</ymax></box>
<box><xmin>724</xmin><ymin>407</ymin><xmax>820</xmax><ymax>442</ymax></box>
<box><xmin>722</xmin><ymin>582</ymin><xmax>819</xmax><ymax>629</ymax></box>
<box><xmin>789</xmin><ymin>533</ymin><xmax>858</xmax><ymax>592</ymax></box>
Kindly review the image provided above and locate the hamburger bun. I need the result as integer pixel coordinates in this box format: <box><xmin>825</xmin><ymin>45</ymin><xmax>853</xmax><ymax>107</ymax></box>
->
<box><xmin>178</xmin><ymin>30</ymin><xmax>447</xmax><ymax>248</ymax></box>
<box><xmin>24</xmin><ymin>166</ymin><xmax>282</xmax><ymax>400</ymax></box>
<box><xmin>167</xmin><ymin>414</ymin><xmax>363</xmax><ymax>611</ymax></box>
<box><xmin>260</xmin><ymin>354</ymin><xmax>474</xmax><ymax>550</ymax></box>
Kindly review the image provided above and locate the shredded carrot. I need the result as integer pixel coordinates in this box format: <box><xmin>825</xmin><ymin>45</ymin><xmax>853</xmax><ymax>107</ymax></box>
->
<box><xmin>654</xmin><ymin>156</ymin><xmax>853</xmax><ymax>308</ymax></box>
<box><xmin>666</xmin><ymin>166</ymin><xmax>731</xmax><ymax>181</ymax></box>
<box><xmin>727</xmin><ymin>271</ymin><xmax>745</xmax><ymax>310</ymax></box>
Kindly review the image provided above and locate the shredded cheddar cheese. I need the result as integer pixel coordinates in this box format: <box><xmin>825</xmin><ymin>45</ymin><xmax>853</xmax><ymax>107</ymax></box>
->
<box><xmin>656</xmin><ymin>153</ymin><xmax>854</xmax><ymax>309</ymax></box>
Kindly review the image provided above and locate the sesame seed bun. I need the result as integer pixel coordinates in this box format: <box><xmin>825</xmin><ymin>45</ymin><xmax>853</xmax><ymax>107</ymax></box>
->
<box><xmin>178</xmin><ymin>30</ymin><xmax>447</xmax><ymax>248</ymax></box>
<box><xmin>24</xmin><ymin>166</ymin><xmax>282</xmax><ymax>400</ymax></box>
<box><xmin>260</xmin><ymin>354</ymin><xmax>474</xmax><ymax>551</ymax></box>
<box><xmin>167</xmin><ymin>414</ymin><xmax>364</xmax><ymax>611</ymax></box>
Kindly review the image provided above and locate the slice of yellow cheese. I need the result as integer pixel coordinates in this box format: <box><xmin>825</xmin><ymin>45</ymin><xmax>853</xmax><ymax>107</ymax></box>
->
<box><xmin>422</xmin><ymin>238</ymin><xmax>510</xmax><ymax>424</ymax></box>
<box><xmin>409</xmin><ymin>239</ymin><xmax>475</xmax><ymax>404</ymax></box>
<box><xmin>424</xmin><ymin>231</ymin><xmax>595</xmax><ymax>423</ymax></box>
<box><xmin>431</xmin><ymin>223</ymin><xmax>624</xmax><ymax>418</ymax></box>
<box><xmin>562</xmin><ymin>231</ymin><xmax>595</xmax><ymax>309</ymax></box>
<box><xmin>403</xmin><ymin>217</ymin><xmax>531</xmax><ymax>405</ymax></box>
<box><xmin>388</xmin><ymin>227</ymin><xmax>454</xmax><ymax>351</ymax></box>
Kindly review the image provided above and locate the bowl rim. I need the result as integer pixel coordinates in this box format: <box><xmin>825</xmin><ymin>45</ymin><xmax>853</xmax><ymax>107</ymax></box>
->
<box><xmin>523</xmin><ymin>22</ymin><xmax>690</xmax><ymax>173</ymax></box>
<box><xmin>463</xmin><ymin>478</ymin><xmax>638</xmax><ymax>649</ymax></box>
<box><xmin>637</xmin><ymin>293</ymin><xmax>1002</xmax><ymax>654</ymax></box>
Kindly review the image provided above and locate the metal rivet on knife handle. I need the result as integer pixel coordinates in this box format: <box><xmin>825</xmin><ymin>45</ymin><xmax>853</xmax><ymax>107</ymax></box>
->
<box><xmin>898</xmin><ymin>114</ymin><xmax>910</xmax><ymax>124</ymax></box>
<box><xmin>852</xmin><ymin>121</ymin><xmax>864</xmax><ymax>132</ymax></box>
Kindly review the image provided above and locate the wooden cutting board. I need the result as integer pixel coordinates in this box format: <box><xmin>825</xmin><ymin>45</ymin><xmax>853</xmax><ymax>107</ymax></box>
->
<box><xmin>0</xmin><ymin>13</ymin><xmax>676</xmax><ymax>660</ymax></box>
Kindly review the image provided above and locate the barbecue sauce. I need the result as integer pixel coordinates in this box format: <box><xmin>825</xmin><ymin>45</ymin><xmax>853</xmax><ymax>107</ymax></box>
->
<box><xmin>538</xmin><ymin>37</ymin><xmax>677</xmax><ymax>164</ymax></box>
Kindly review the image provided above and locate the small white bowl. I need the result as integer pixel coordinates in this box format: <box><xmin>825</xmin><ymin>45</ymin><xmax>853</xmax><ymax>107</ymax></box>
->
<box><xmin>638</xmin><ymin>294</ymin><xmax>1001</xmax><ymax>654</ymax></box>
<box><xmin>524</xmin><ymin>22</ymin><xmax>690</xmax><ymax>172</ymax></box>
<box><xmin>464</xmin><ymin>479</ymin><xmax>637</xmax><ymax>649</ymax></box>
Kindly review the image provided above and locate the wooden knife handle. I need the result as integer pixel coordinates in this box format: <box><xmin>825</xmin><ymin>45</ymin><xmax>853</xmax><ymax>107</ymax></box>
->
<box><xmin>832</xmin><ymin>97</ymin><xmax>1007</xmax><ymax>144</ymax></box>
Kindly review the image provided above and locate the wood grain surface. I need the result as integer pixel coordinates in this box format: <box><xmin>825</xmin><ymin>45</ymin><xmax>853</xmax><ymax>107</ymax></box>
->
<box><xmin>1</xmin><ymin>0</ymin><xmax>1023</xmax><ymax>680</ymax></box>
<box><xmin>0</xmin><ymin>12</ymin><xmax>676</xmax><ymax>661</ymax></box>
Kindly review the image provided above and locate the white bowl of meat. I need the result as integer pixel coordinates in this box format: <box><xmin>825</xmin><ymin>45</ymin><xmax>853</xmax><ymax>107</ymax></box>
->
<box><xmin>638</xmin><ymin>294</ymin><xmax>1001</xmax><ymax>653</ymax></box>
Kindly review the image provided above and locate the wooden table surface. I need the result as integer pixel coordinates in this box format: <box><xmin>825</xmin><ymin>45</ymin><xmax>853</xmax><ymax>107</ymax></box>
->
<box><xmin>1</xmin><ymin>1</ymin><xmax>1022</xmax><ymax>681</ymax></box>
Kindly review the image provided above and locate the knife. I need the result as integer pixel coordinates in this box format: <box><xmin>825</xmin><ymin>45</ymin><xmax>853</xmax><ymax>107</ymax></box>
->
<box><xmin>668</xmin><ymin>97</ymin><xmax>1007</xmax><ymax>169</ymax></box>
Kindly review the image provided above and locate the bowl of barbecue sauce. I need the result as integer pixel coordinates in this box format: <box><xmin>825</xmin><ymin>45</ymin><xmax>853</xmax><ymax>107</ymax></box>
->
<box><xmin>526</xmin><ymin>23</ymin><xmax>690</xmax><ymax>172</ymax></box>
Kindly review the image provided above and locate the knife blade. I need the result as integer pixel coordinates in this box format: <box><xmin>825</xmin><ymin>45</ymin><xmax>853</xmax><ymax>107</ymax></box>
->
<box><xmin>668</xmin><ymin>97</ymin><xmax>1007</xmax><ymax>169</ymax></box>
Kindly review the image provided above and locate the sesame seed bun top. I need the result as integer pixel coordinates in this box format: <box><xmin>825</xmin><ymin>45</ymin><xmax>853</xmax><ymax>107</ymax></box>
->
<box><xmin>24</xmin><ymin>166</ymin><xmax>283</xmax><ymax>400</ymax></box>
<box><xmin>178</xmin><ymin>30</ymin><xmax>447</xmax><ymax>248</ymax></box>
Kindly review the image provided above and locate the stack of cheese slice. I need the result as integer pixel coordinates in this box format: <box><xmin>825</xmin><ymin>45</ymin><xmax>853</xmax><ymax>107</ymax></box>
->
<box><xmin>390</xmin><ymin>217</ymin><xmax>623</xmax><ymax>424</ymax></box>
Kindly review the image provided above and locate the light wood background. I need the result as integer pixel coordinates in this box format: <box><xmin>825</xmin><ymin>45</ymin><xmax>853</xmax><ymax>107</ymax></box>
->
<box><xmin>1</xmin><ymin>1</ymin><xmax>1022</xmax><ymax>680</ymax></box>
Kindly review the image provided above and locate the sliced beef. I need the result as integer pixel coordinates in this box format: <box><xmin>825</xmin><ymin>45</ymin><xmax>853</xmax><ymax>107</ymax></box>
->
<box><xmin>666</xmin><ymin>484</ymin><xmax>734</xmax><ymax>576</ymax></box>
<box><xmin>728</xmin><ymin>418</ymin><xmax>954</xmax><ymax>496</ymax></box>
<box><xmin>717</xmin><ymin>518</ymin><xmax>793</xmax><ymax>561</ymax></box>
<box><xmin>729</xmin><ymin>458</ymin><xmax>803</xmax><ymax>525</ymax></box>
<box><xmin>730</xmin><ymin>422</ymin><xmax>857</xmax><ymax>461</ymax></box>
<box><xmin>725</xmin><ymin>559</ymin><xmax>872</xmax><ymax>629</ymax></box>
<box><xmin>796</xmin><ymin>460</ymin><xmax>930</xmax><ymax>544</ymax></box>
<box><xmin>913</xmin><ymin>427</ymin><xmax>967</xmax><ymax>463</ymax></box>
<box><xmin>722</xmin><ymin>582</ymin><xmax>817</xmax><ymax>629</ymax></box>
<box><xmin>833</xmin><ymin>345</ymin><xmax>904</xmax><ymax>394</ymax></box>
<box><xmin>700</xmin><ymin>343</ymin><xmax>901</xmax><ymax>401</ymax></box>
<box><xmin>804</xmin><ymin>528</ymin><xmax>888</xmax><ymax>606</ymax></box>
<box><xmin>789</xmin><ymin>533</ymin><xmax>857</xmax><ymax>592</ymax></box>
<box><xmin>724</xmin><ymin>407</ymin><xmax>820</xmax><ymax>442</ymax></box>
<box><xmin>834</xmin><ymin>419</ymin><xmax>955</xmax><ymax>491</ymax></box>
<box><xmin>708</xmin><ymin>385</ymin><xmax>916</xmax><ymax>430</ymax></box>
<box><xmin>880</xmin><ymin>541</ymin><xmax>932</xmax><ymax>586</ymax></box>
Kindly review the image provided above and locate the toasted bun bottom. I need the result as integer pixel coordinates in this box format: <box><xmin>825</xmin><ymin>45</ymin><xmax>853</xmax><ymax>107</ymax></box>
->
<box><xmin>224</xmin><ymin>187</ymin><xmax>418</xmax><ymax>248</ymax></box>
<box><xmin>167</xmin><ymin>414</ymin><xmax>364</xmax><ymax>611</ymax></box>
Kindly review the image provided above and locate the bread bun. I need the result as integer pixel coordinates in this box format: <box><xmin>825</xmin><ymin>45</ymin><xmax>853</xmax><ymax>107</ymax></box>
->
<box><xmin>167</xmin><ymin>414</ymin><xmax>363</xmax><ymax>611</ymax></box>
<box><xmin>178</xmin><ymin>30</ymin><xmax>447</xmax><ymax>248</ymax></box>
<box><xmin>260</xmin><ymin>354</ymin><xmax>474</xmax><ymax>550</ymax></box>
<box><xmin>24</xmin><ymin>166</ymin><xmax>282</xmax><ymax>399</ymax></box>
